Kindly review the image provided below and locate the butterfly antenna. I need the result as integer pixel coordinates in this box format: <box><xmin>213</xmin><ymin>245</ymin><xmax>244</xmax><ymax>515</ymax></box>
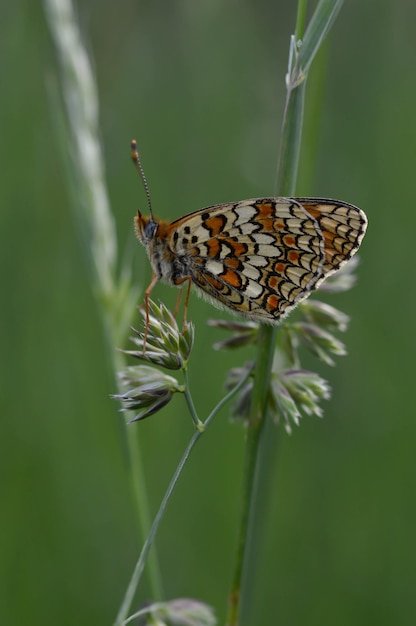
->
<box><xmin>131</xmin><ymin>139</ymin><xmax>154</xmax><ymax>219</ymax></box>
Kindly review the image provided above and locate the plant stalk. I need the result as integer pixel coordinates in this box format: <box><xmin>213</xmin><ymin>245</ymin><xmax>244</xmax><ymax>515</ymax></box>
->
<box><xmin>114</xmin><ymin>365</ymin><xmax>253</xmax><ymax>625</ymax></box>
<box><xmin>225</xmin><ymin>1</ymin><xmax>343</xmax><ymax>623</ymax></box>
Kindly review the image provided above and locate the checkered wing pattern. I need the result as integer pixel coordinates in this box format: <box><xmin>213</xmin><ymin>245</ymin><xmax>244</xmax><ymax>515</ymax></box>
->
<box><xmin>163</xmin><ymin>197</ymin><xmax>367</xmax><ymax>322</ymax></box>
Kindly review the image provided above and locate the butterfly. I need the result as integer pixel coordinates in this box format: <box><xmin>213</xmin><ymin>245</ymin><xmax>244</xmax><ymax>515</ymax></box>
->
<box><xmin>131</xmin><ymin>141</ymin><xmax>367</xmax><ymax>329</ymax></box>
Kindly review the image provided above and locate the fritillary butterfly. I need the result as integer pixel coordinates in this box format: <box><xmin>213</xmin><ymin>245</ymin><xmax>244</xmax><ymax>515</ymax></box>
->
<box><xmin>131</xmin><ymin>141</ymin><xmax>367</xmax><ymax>328</ymax></box>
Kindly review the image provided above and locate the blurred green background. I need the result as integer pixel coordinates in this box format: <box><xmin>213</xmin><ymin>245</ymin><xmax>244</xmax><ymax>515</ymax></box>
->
<box><xmin>2</xmin><ymin>1</ymin><xmax>415</xmax><ymax>625</ymax></box>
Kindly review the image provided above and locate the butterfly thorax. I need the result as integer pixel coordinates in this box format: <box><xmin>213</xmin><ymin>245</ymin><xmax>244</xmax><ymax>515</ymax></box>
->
<box><xmin>134</xmin><ymin>212</ymin><xmax>191</xmax><ymax>285</ymax></box>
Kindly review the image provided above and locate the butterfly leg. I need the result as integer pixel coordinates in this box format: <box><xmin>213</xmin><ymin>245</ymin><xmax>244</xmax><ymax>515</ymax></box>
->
<box><xmin>182</xmin><ymin>276</ymin><xmax>192</xmax><ymax>330</ymax></box>
<box><xmin>173</xmin><ymin>275</ymin><xmax>192</xmax><ymax>330</ymax></box>
<box><xmin>143</xmin><ymin>272</ymin><xmax>159</xmax><ymax>351</ymax></box>
<box><xmin>173</xmin><ymin>287</ymin><xmax>183</xmax><ymax>319</ymax></box>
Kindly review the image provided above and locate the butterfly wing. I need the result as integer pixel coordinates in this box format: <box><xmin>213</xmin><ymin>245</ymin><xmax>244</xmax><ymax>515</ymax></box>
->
<box><xmin>166</xmin><ymin>197</ymin><xmax>367</xmax><ymax>322</ymax></box>
<box><xmin>296</xmin><ymin>198</ymin><xmax>367</xmax><ymax>282</ymax></box>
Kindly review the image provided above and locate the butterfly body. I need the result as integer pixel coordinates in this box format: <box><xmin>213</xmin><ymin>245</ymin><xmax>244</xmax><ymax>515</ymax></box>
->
<box><xmin>134</xmin><ymin>197</ymin><xmax>367</xmax><ymax>324</ymax></box>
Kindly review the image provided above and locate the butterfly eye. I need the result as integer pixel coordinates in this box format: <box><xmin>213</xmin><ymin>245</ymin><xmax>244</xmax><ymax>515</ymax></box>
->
<box><xmin>144</xmin><ymin>220</ymin><xmax>158</xmax><ymax>239</ymax></box>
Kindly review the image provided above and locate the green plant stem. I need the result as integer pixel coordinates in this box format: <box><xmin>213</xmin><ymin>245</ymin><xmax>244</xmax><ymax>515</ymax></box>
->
<box><xmin>276</xmin><ymin>82</ymin><xmax>306</xmax><ymax>199</ymax></box>
<box><xmin>44</xmin><ymin>0</ymin><xmax>163</xmax><ymax>603</ymax></box>
<box><xmin>295</xmin><ymin>0</ymin><xmax>308</xmax><ymax>41</ymax></box>
<box><xmin>114</xmin><ymin>430</ymin><xmax>201</xmax><ymax>626</ymax></box>
<box><xmin>226</xmin><ymin>324</ymin><xmax>276</xmax><ymax>626</ymax></box>
<box><xmin>226</xmin><ymin>81</ymin><xmax>306</xmax><ymax>626</ymax></box>
<box><xmin>224</xmin><ymin>0</ymin><xmax>347</xmax><ymax>623</ymax></box>
<box><xmin>114</xmin><ymin>364</ymin><xmax>253</xmax><ymax>626</ymax></box>
<box><xmin>184</xmin><ymin>368</ymin><xmax>205</xmax><ymax>430</ymax></box>
<box><xmin>126</xmin><ymin>431</ymin><xmax>163</xmax><ymax>595</ymax></box>
<box><xmin>113</xmin><ymin>347</ymin><xmax>164</xmax><ymax>601</ymax></box>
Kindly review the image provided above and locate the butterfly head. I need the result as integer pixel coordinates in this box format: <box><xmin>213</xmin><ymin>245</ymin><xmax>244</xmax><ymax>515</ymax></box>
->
<box><xmin>134</xmin><ymin>211</ymin><xmax>158</xmax><ymax>245</ymax></box>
